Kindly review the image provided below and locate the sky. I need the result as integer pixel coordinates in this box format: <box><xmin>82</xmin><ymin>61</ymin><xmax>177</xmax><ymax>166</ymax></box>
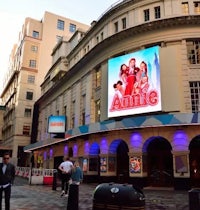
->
<box><xmin>0</xmin><ymin>0</ymin><xmax>118</xmax><ymax>94</ymax></box>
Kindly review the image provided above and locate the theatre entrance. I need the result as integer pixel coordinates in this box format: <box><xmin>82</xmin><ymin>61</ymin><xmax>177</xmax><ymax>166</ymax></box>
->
<box><xmin>189</xmin><ymin>136</ymin><xmax>200</xmax><ymax>187</ymax></box>
<box><xmin>146</xmin><ymin>137</ymin><xmax>173</xmax><ymax>187</ymax></box>
<box><xmin>111</xmin><ymin>140</ymin><xmax>129</xmax><ymax>183</ymax></box>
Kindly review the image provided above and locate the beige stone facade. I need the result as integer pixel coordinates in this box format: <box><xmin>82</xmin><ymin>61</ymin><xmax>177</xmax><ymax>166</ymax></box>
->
<box><xmin>24</xmin><ymin>1</ymin><xmax>200</xmax><ymax>189</ymax></box>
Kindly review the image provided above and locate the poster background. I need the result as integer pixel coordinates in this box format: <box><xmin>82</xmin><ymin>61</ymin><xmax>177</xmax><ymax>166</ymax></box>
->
<box><xmin>108</xmin><ymin>46</ymin><xmax>161</xmax><ymax>118</ymax></box>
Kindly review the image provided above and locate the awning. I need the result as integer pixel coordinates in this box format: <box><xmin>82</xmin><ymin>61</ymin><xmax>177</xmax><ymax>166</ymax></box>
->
<box><xmin>24</xmin><ymin>113</ymin><xmax>200</xmax><ymax>152</ymax></box>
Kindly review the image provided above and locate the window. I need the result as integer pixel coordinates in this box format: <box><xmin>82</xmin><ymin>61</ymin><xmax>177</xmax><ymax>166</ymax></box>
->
<box><xmin>194</xmin><ymin>1</ymin><xmax>200</xmax><ymax>14</ymax></box>
<box><xmin>27</xmin><ymin>75</ymin><xmax>35</xmax><ymax>83</ymax></box>
<box><xmin>96</xmin><ymin>36</ymin><xmax>99</xmax><ymax>44</ymax></box>
<box><xmin>82</xmin><ymin>111</ymin><xmax>85</xmax><ymax>125</ymax></box>
<box><xmin>26</xmin><ymin>91</ymin><xmax>33</xmax><ymax>100</ymax></box>
<box><xmin>32</xmin><ymin>31</ymin><xmax>39</xmax><ymax>38</ymax></box>
<box><xmin>122</xmin><ymin>18</ymin><xmax>127</xmax><ymax>29</ymax></box>
<box><xmin>182</xmin><ymin>2</ymin><xmax>189</xmax><ymax>14</ymax></box>
<box><xmin>57</xmin><ymin>19</ymin><xmax>65</xmax><ymax>30</ymax></box>
<box><xmin>190</xmin><ymin>81</ymin><xmax>200</xmax><ymax>112</ymax></box>
<box><xmin>69</xmin><ymin>23</ymin><xmax>76</xmax><ymax>33</ymax></box>
<box><xmin>31</xmin><ymin>45</ymin><xmax>38</xmax><ymax>52</ymax></box>
<box><xmin>144</xmin><ymin>9</ymin><xmax>150</xmax><ymax>21</ymax></box>
<box><xmin>24</xmin><ymin>108</ymin><xmax>32</xmax><ymax>117</ymax></box>
<box><xmin>154</xmin><ymin>6</ymin><xmax>161</xmax><ymax>19</ymax></box>
<box><xmin>29</xmin><ymin>60</ymin><xmax>36</xmax><ymax>68</ymax></box>
<box><xmin>95</xmin><ymin>100</ymin><xmax>101</xmax><ymax>122</ymax></box>
<box><xmin>23</xmin><ymin>125</ymin><xmax>30</xmax><ymax>135</ymax></box>
<box><xmin>101</xmin><ymin>32</ymin><xmax>104</xmax><ymax>41</ymax></box>
<box><xmin>187</xmin><ymin>40</ymin><xmax>200</xmax><ymax>64</ymax></box>
<box><xmin>71</xmin><ymin>100</ymin><xmax>75</xmax><ymax>128</ymax></box>
<box><xmin>114</xmin><ymin>22</ymin><xmax>118</xmax><ymax>33</ymax></box>
<box><xmin>81</xmin><ymin>95</ymin><xmax>86</xmax><ymax>125</ymax></box>
<box><xmin>56</xmin><ymin>35</ymin><xmax>62</xmax><ymax>43</ymax></box>
<box><xmin>96</xmin><ymin>68</ymin><xmax>101</xmax><ymax>88</ymax></box>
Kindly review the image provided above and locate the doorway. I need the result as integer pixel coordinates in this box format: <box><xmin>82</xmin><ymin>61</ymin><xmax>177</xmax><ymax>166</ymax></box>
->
<box><xmin>146</xmin><ymin>137</ymin><xmax>173</xmax><ymax>187</ymax></box>
<box><xmin>109</xmin><ymin>140</ymin><xmax>129</xmax><ymax>183</ymax></box>
<box><xmin>189</xmin><ymin>136</ymin><xmax>200</xmax><ymax>187</ymax></box>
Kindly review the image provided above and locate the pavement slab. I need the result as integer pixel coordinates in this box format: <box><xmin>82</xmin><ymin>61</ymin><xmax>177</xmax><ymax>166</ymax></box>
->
<box><xmin>1</xmin><ymin>177</ymin><xmax>190</xmax><ymax>210</ymax></box>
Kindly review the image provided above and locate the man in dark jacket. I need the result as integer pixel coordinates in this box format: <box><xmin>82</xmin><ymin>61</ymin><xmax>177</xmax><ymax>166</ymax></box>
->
<box><xmin>0</xmin><ymin>152</ymin><xmax>15</xmax><ymax>210</ymax></box>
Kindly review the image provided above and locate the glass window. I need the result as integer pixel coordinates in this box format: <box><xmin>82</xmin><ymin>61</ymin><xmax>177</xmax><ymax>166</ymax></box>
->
<box><xmin>69</xmin><ymin>23</ymin><xmax>76</xmax><ymax>33</ymax></box>
<box><xmin>71</xmin><ymin>100</ymin><xmax>75</xmax><ymax>128</ymax></box>
<box><xmin>29</xmin><ymin>60</ymin><xmax>36</xmax><ymax>68</ymax></box>
<box><xmin>122</xmin><ymin>18</ymin><xmax>127</xmax><ymax>29</ymax></box>
<box><xmin>190</xmin><ymin>81</ymin><xmax>200</xmax><ymax>112</ymax></box>
<box><xmin>114</xmin><ymin>22</ymin><xmax>118</xmax><ymax>33</ymax></box>
<box><xmin>31</xmin><ymin>45</ymin><xmax>38</xmax><ymax>52</ymax></box>
<box><xmin>32</xmin><ymin>31</ymin><xmax>39</xmax><ymax>38</ymax></box>
<box><xmin>95</xmin><ymin>100</ymin><xmax>101</xmax><ymax>122</ymax></box>
<box><xmin>57</xmin><ymin>19</ymin><xmax>64</xmax><ymax>30</ymax></box>
<box><xmin>82</xmin><ymin>111</ymin><xmax>85</xmax><ymax>125</ymax></box>
<box><xmin>56</xmin><ymin>35</ymin><xmax>62</xmax><ymax>43</ymax></box>
<box><xmin>24</xmin><ymin>108</ymin><xmax>32</xmax><ymax>117</ymax></box>
<box><xmin>23</xmin><ymin>125</ymin><xmax>30</xmax><ymax>135</ymax></box>
<box><xmin>182</xmin><ymin>2</ymin><xmax>189</xmax><ymax>14</ymax></box>
<box><xmin>101</xmin><ymin>32</ymin><xmax>104</xmax><ymax>41</ymax></box>
<box><xmin>96</xmin><ymin>36</ymin><xmax>99</xmax><ymax>44</ymax></box>
<box><xmin>154</xmin><ymin>6</ymin><xmax>161</xmax><ymax>19</ymax></box>
<box><xmin>144</xmin><ymin>9</ymin><xmax>150</xmax><ymax>21</ymax></box>
<box><xmin>26</xmin><ymin>91</ymin><xmax>33</xmax><ymax>100</ymax></box>
<box><xmin>187</xmin><ymin>40</ymin><xmax>200</xmax><ymax>64</ymax></box>
<box><xmin>96</xmin><ymin>68</ymin><xmax>101</xmax><ymax>88</ymax></box>
<box><xmin>27</xmin><ymin>75</ymin><xmax>35</xmax><ymax>83</ymax></box>
<box><xmin>194</xmin><ymin>1</ymin><xmax>200</xmax><ymax>14</ymax></box>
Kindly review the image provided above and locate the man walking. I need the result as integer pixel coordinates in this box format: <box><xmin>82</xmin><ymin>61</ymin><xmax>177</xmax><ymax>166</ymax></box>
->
<box><xmin>58</xmin><ymin>157</ymin><xmax>73</xmax><ymax>197</ymax></box>
<box><xmin>0</xmin><ymin>152</ymin><xmax>15</xmax><ymax>210</ymax></box>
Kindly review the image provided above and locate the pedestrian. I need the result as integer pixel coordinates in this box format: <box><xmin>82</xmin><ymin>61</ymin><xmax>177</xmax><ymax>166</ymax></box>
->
<box><xmin>0</xmin><ymin>152</ymin><xmax>15</xmax><ymax>210</ymax></box>
<box><xmin>67</xmin><ymin>161</ymin><xmax>83</xmax><ymax>210</ymax></box>
<box><xmin>58</xmin><ymin>157</ymin><xmax>73</xmax><ymax>197</ymax></box>
<box><xmin>70</xmin><ymin>161</ymin><xmax>83</xmax><ymax>185</ymax></box>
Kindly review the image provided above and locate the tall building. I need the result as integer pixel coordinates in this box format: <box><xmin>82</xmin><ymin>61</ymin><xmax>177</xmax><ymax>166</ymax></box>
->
<box><xmin>25</xmin><ymin>0</ymin><xmax>200</xmax><ymax>190</ymax></box>
<box><xmin>0</xmin><ymin>11</ymin><xmax>89</xmax><ymax>166</ymax></box>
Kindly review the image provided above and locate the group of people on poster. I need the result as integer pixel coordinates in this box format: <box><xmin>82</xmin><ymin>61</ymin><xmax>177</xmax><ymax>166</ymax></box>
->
<box><xmin>113</xmin><ymin>58</ymin><xmax>149</xmax><ymax>98</ymax></box>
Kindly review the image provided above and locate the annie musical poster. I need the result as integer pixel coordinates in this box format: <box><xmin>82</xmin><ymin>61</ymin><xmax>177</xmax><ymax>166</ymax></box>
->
<box><xmin>108</xmin><ymin>46</ymin><xmax>161</xmax><ymax>118</ymax></box>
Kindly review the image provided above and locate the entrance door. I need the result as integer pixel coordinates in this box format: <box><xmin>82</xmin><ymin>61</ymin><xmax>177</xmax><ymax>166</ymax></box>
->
<box><xmin>147</xmin><ymin>137</ymin><xmax>173</xmax><ymax>187</ymax></box>
<box><xmin>116</xmin><ymin>141</ymin><xmax>129</xmax><ymax>183</ymax></box>
<box><xmin>189</xmin><ymin>137</ymin><xmax>200</xmax><ymax>187</ymax></box>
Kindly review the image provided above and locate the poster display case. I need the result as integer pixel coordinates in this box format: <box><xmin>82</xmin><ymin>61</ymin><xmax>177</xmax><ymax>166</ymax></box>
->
<box><xmin>100</xmin><ymin>157</ymin><xmax>107</xmax><ymax>173</ymax></box>
<box><xmin>129</xmin><ymin>156</ymin><xmax>142</xmax><ymax>174</ymax></box>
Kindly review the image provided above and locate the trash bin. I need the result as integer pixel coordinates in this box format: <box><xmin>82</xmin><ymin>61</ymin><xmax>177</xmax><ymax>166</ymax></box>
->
<box><xmin>188</xmin><ymin>188</ymin><xmax>200</xmax><ymax>210</ymax></box>
<box><xmin>93</xmin><ymin>183</ymin><xmax>145</xmax><ymax>210</ymax></box>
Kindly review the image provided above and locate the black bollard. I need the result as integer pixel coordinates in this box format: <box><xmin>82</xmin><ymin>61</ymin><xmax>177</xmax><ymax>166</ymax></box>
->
<box><xmin>67</xmin><ymin>184</ymin><xmax>79</xmax><ymax>210</ymax></box>
<box><xmin>52</xmin><ymin>170</ymin><xmax>57</xmax><ymax>191</ymax></box>
<box><xmin>189</xmin><ymin>189</ymin><xmax>200</xmax><ymax>210</ymax></box>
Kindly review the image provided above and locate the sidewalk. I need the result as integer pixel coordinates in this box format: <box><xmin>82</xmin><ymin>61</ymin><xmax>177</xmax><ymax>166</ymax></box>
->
<box><xmin>4</xmin><ymin>177</ymin><xmax>190</xmax><ymax>210</ymax></box>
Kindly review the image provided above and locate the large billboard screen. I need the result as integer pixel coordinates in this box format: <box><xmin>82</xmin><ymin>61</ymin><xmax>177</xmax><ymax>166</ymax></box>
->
<box><xmin>48</xmin><ymin>115</ymin><xmax>66</xmax><ymax>133</ymax></box>
<box><xmin>108</xmin><ymin>46</ymin><xmax>161</xmax><ymax>118</ymax></box>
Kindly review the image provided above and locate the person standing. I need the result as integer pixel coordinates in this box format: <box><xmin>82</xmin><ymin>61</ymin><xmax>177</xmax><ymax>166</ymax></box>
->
<box><xmin>58</xmin><ymin>157</ymin><xmax>73</xmax><ymax>197</ymax></box>
<box><xmin>0</xmin><ymin>152</ymin><xmax>15</xmax><ymax>210</ymax></box>
<box><xmin>70</xmin><ymin>161</ymin><xmax>83</xmax><ymax>185</ymax></box>
<box><xmin>67</xmin><ymin>161</ymin><xmax>83</xmax><ymax>210</ymax></box>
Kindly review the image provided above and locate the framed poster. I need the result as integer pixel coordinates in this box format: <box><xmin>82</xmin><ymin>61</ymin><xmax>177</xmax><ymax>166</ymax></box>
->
<box><xmin>108</xmin><ymin>157</ymin><xmax>116</xmax><ymax>172</ymax></box>
<box><xmin>129</xmin><ymin>156</ymin><xmax>141</xmax><ymax>173</ymax></box>
<box><xmin>100</xmin><ymin>157</ymin><xmax>107</xmax><ymax>172</ymax></box>
<box><xmin>175</xmin><ymin>155</ymin><xmax>188</xmax><ymax>173</ymax></box>
<box><xmin>83</xmin><ymin>158</ymin><xmax>88</xmax><ymax>172</ymax></box>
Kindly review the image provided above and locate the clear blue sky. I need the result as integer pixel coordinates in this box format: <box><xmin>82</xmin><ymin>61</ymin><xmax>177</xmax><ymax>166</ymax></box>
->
<box><xmin>0</xmin><ymin>0</ymin><xmax>118</xmax><ymax>94</ymax></box>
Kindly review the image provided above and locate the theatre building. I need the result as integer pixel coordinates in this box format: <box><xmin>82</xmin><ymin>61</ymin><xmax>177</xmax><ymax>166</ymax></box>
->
<box><xmin>25</xmin><ymin>0</ymin><xmax>200</xmax><ymax>190</ymax></box>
